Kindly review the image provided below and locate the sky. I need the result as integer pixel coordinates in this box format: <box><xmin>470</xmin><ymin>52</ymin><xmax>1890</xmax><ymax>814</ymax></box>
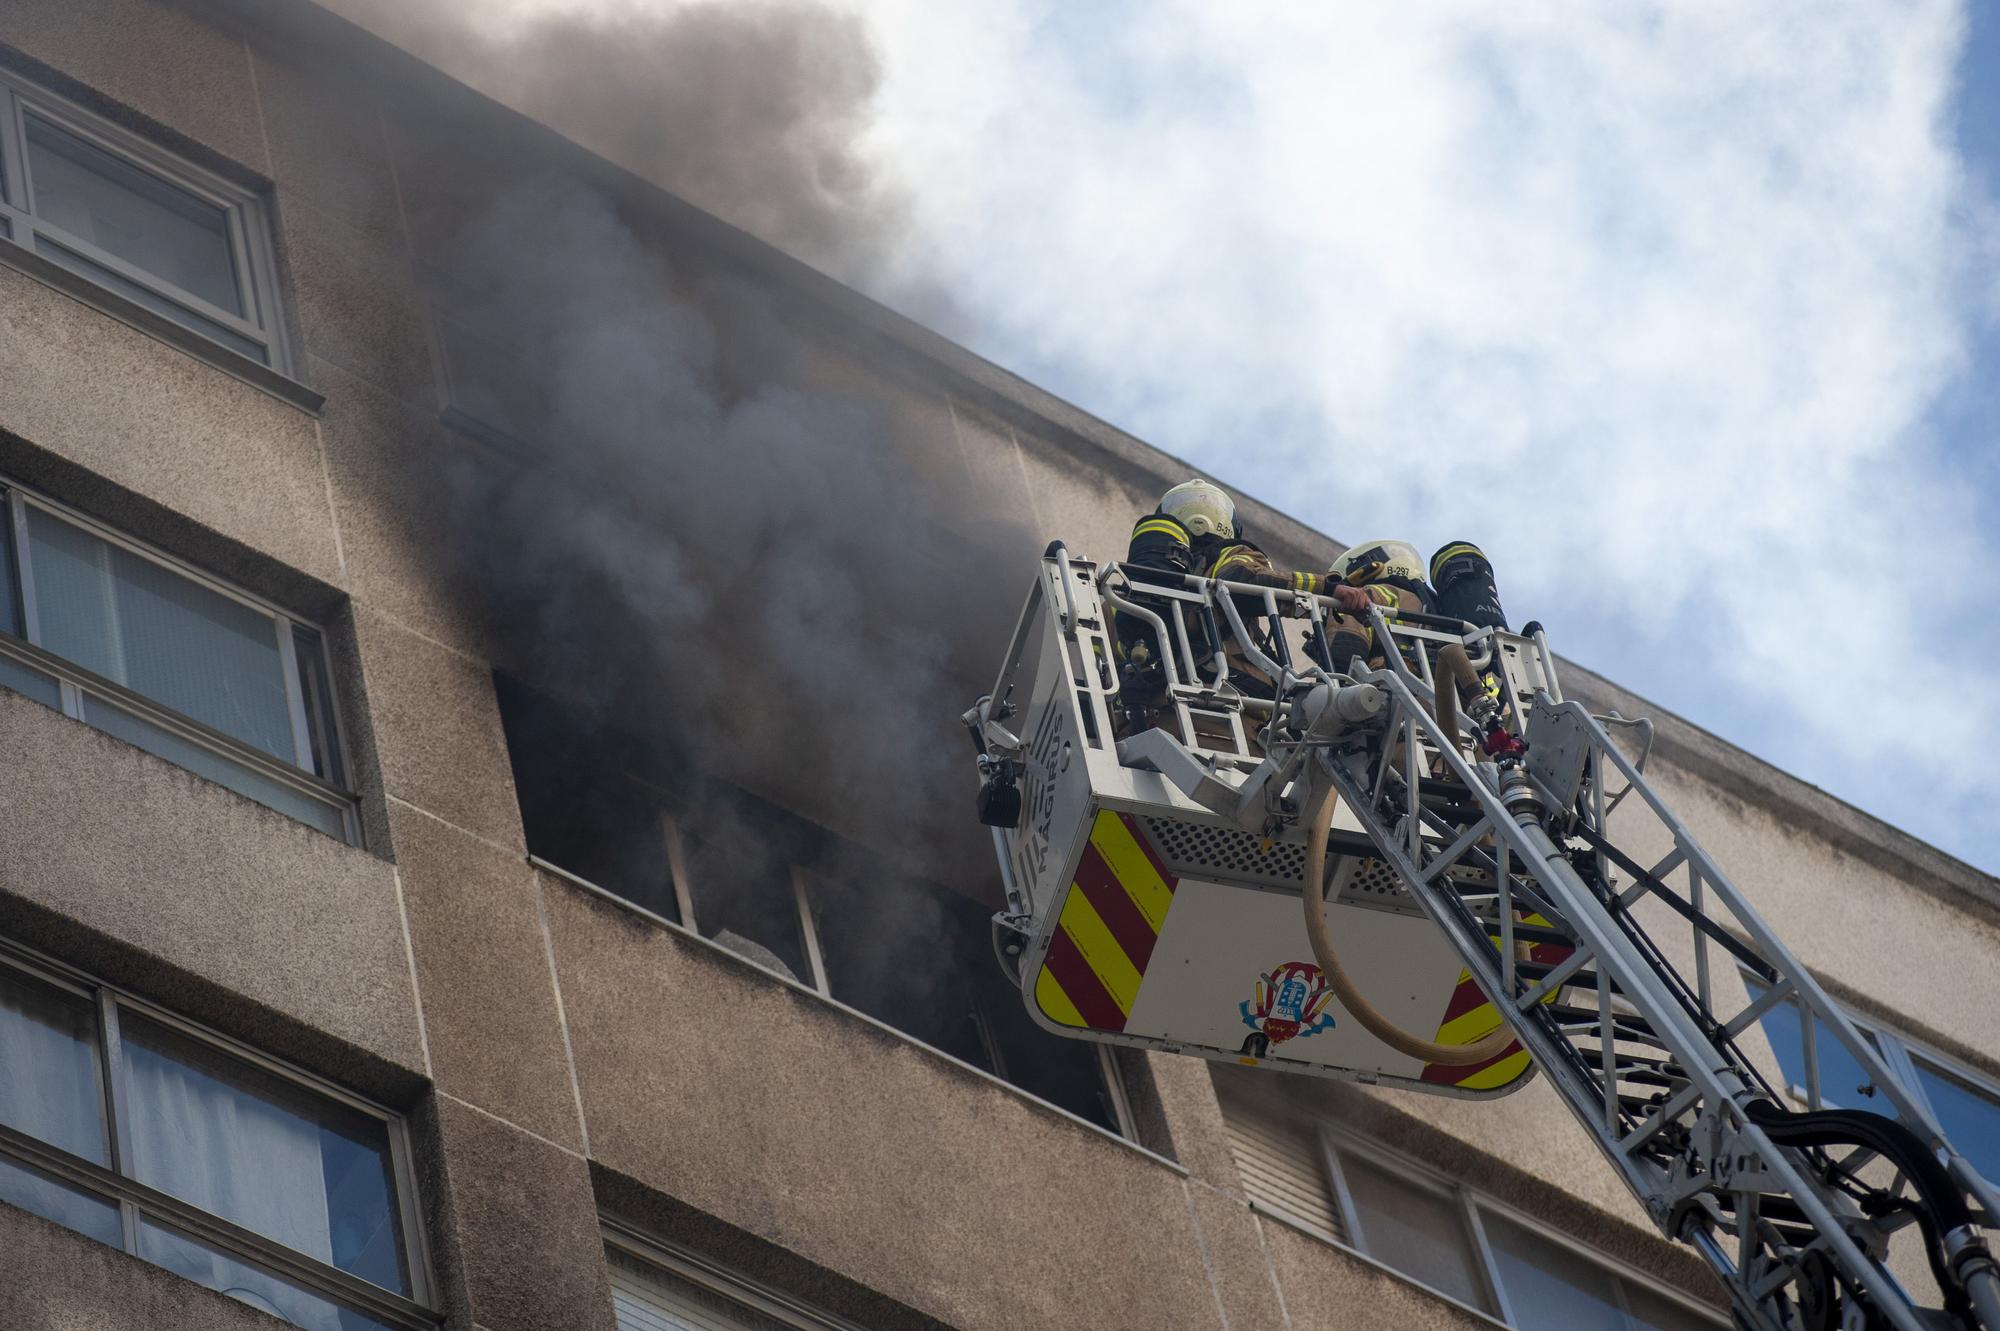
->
<box><xmin>347</xmin><ymin>1</ymin><xmax>2000</xmax><ymax>877</ymax></box>
<box><xmin>838</xmin><ymin>2</ymin><xmax>2000</xmax><ymax>876</ymax></box>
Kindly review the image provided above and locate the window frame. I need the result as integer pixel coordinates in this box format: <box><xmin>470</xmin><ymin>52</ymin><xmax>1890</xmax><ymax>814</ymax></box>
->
<box><xmin>429</xmin><ymin>306</ymin><xmax>539</xmax><ymax>458</ymax></box>
<box><xmin>604</xmin><ymin>1220</ymin><xmax>870</xmax><ymax>1331</ymax></box>
<box><xmin>421</xmin><ymin>276</ymin><xmax>545</xmax><ymax>459</ymax></box>
<box><xmin>0</xmin><ymin>480</ymin><xmax>360</xmax><ymax>843</ymax></box>
<box><xmin>0</xmin><ymin>65</ymin><xmax>293</xmax><ymax>375</ymax></box>
<box><xmin>0</xmin><ymin>940</ymin><xmax>437</xmax><ymax>1329</ymax></box>
<box><xmin>1317</xmin><ymin>1126</ymin><xmax>1730</xmax><ymax>1330</ymax></box>
<box><xmin>1741</xmin><ymin>966</ymin><xmax>2000</xmax><ymax>1154</ymax></box>
<box><xmin>1319</xmin><ymin>1130</ymin><xmax>1507</xmax><ymax>1317</ymax></box>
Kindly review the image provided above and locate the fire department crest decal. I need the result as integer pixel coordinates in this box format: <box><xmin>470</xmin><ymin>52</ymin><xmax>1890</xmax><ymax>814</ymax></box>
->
<box><xmin>1239</xmin><ymin>960</ymin><xmax>1335</xmax><ymax>1056</ymax></box>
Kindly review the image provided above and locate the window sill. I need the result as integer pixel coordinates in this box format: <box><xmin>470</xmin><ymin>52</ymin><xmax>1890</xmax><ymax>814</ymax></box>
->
<box><xmin>0</xmin><ymin>1118</ymin><xmax>438</xmax><ymax>1331</ymax></box>
<box><xmin>0</xmin><ymin>238</ymin><xmax>324</xmax><ymax>415</ymax></box>
<box><xmin>529</xmin><ymin>854</ymin><xmax>1187</xmax><ymax>1176</ymax></box>
<box><xmin>438</xmin><ymin>405</ymin><xmax>535</xmax><ymax>460</ymax></box>
<box><xmin>0</xmin><ymin>630</ymin><xmax>361</xmax><ymax>846</ymax></box>
<box><xmin>1249</xmin><ymin>1200</ymin><xmax>1511</xmax><ymax>1330</ymax></box>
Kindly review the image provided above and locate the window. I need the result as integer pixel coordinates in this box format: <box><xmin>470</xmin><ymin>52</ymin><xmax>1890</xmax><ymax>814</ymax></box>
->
<box><xmin>431</xmin><ymin>310</ymin><xmax>545</xmax><ymax>454</ymax></box>
<box><xmin>1212</xmin><ymin>1085</ymin><xmax>1727</xmax><ymax>1329</ymax></box>
<box><xmin>606</xmin><ymin>1228</ymin><xmax>862</xmax><ymax>1331</ymax></box>
<box><xmin>0</xmin><ymin>484</ymin><xmax>356</xmax><ymax>840</ymax></box>
<box><xmin>497</xmin><ymin>674</ymin><xmax>689</xmax><ymax>925</ymax></box>
<box><xmin>681</xmin><ymin>808</ymin><xmax>819</xmax><ymax>988</ymax></box>
<box><xmin>1746</xmin><ymin>977</ymin><xmax>2000</xmax><ymax>1186</ymax></box>
<box><xmin>0</xmin><ymin>67</ymin><xmax>290</xmax><ymax>370</ymax></box>
<box><xmin>1477</xmin><ymin>1209</ymin><xmax>1719</xmax><ymax>1331</ymax></box>
<box><xmin>497</xmin><ymin>676</ymin><xmax>1132</xmax><ymax>1136</ymax></box>
<box><xmin>1337</xmin><ymin>1147</ymin><xmax>1492</xmax><ymax>1311</ymax></box>
<box><xmin>0</xmin><ymin>946</ymin><xmax>433</xmax><ymax>1330</ymax></box>
<box><xmin>1743</xmin><ymin>979</ymin><xmax>1877</xmax><ymax>1109</ymax></box>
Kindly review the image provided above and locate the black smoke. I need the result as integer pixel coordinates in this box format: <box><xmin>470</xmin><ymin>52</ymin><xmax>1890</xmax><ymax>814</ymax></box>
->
<box><xmin>328</xmin><ymin>0</ymin><xmax>1033</xmax><ymax>877</ymax></box>
<box><xmin>325</xmin><ymin>0</ymin><xmax>1114</xmax><ymax>1124</ymax></box>
<box><xmin>446</xmin><ymin>183</ymin><xmax>1027</xmax><ymax>877</ymax></box>
<box><xmin>328</xmin><ymin>0</ymin><xmax>906</xmax><ymax>278</ymax></box>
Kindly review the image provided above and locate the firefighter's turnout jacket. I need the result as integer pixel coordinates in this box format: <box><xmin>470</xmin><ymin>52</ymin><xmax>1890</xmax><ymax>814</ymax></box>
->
<box><xmin>1115</xmin><ymin>514</ymin><xmax>1332</xmax><ymax>706</ymax></box>
<box><xmin>1113</xmin><ymin>512</ymin><xmax>1198</xmax><ymax>700</ymax></box>
<box><xmin>1317</xmin><ymin>580</ymin><xmax>1417</xmax><ymax>675</ymax></box>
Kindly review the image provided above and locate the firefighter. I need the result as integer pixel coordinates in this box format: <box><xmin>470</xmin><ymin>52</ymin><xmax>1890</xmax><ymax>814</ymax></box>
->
<box><xmin>1111</xmin><ymin>479</ymin><xmax>1228</xmax><ymax>727</ymax></box>
<box><xmin>1322</xmin><ymin>540</ymin><xmax>1516</xmax><ymax>752</ymax></box>
<box><xmin>1206</xmin><ymin>536</ymin><xmax>1375</xmax><ymax>700</ymax></box>
<box><xmin>1115</xmin><ymin>481</ymin><xmax>1372</xmax><ymax>724</ymax></box>
<box><xmin>1318</xmin><ymin>539</ymin><xmax>1432</xmax><ymax>674</ymax></box>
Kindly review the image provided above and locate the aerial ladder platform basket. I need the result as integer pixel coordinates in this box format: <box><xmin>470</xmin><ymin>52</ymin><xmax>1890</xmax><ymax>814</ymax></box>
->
<box><xmin>965</xmin><ymin>545</ymin><xmax>2000</xmax><ymax>1331</ymax></box>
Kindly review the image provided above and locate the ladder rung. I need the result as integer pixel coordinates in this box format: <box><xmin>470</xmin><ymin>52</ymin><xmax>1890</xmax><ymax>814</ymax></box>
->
<box><xmin>1480</xmin><ymin>920</ymin><xmax>1577</xmax><ymax>948</ymax></box>
<box><xmin>1546</xmin><ymin>1007</ymin><xmax>1663</xmax><ymax>1045</ymax></box>
<box><xmin>1518</xmin><ymin>961</ymin><xmax>1625</xmax><ymax>996</ymax></box>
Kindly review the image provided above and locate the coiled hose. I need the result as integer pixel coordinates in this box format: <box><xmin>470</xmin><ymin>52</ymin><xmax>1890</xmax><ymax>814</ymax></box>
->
<box><xmin>1299</xmin><ymin>641</ymin><xmax>1517</xmax><ymax>1066</ymax></box>
<box><xmin>1431</xmin><ymin>641</ymin><xmax>1482</xmax><ymax>762</ymax></box>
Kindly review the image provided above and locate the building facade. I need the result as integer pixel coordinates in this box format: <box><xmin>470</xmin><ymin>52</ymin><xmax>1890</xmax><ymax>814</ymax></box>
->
<box><xmin>0</xmin><ymin>2</ymin><xmax>1995</xmax><ymax>1329</ymax></box>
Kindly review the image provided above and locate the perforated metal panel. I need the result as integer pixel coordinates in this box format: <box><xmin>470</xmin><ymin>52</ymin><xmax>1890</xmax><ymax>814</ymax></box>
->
<box><xmin>1332</xmin><ymin>855</ymin><xmax>1414</xmax><ymax>906</ymax></box>
<box><xmin>1141</xmin><ymin>815</ymin><xmax>1306</xmax><ymax>885</ymax></box>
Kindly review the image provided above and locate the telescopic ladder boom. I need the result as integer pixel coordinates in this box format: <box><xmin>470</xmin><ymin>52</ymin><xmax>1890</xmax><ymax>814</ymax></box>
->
<box><xmin>1321</xmin><ymin>601</ymin><xmax>2000</xmax><ymax>1331</ymax></box>
<box><xmin>966</xmin><ymin>551</ymin><xmax>2000</xmax><ymax>1331</ymax></box>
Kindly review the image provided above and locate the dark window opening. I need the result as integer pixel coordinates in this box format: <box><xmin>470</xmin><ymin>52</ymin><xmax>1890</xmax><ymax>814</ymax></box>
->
<box><xmin>495</xmin><ymin>673</ymin><xmax>683</xmax><ymax>925</ymax></box>
<box><xmin>495</xmin><ymin>671</ymin><xmax>1125</xmax><ymax>1134</ymax></box>
<box><xmin>680</xmin><ymin>794</ymin><xmax>812</xmax><ymax>986</ymax></box>
<box><xmin>811</xmin><ymin>869</ymin><xmax>990</xmax><ymax>1070</ymax></box>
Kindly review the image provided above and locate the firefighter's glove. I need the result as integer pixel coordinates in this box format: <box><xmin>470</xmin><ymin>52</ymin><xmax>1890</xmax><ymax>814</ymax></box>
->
<box><xmin>1328</xmin><ymin>584</ymin><xmax>1375</xmax><ymax>616</ymax></box>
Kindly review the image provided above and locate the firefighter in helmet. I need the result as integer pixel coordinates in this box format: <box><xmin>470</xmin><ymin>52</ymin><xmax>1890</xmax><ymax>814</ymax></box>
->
<box><xmin>1319</xmin><ymin>538</ymin><xmax>1510</xmax><ymax>668</ymax></box>
<box><xmin>1115</xmin><ymin>480</ymin><xmax>1373</xmax><ymax>725</ymax></box>
<box><xmin>1318</xmin><ymin>537</ymin><xmax>1517</xmax><ymax>766</ymax></box>
<box><xmin>1318</xmin><ymin>539</ymin><xmax>1432</xmax><ymax>672</ymax></box>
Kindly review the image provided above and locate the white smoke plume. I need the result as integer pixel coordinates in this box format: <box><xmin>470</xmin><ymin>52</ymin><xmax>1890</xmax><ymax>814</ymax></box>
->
<box><xmin>325</xmin><ymin>0</ymin><xmax>2000</xmax><ymax>875</ymax></box>
<box><xmin>850</xmin><ymin>1</ymin><xmax>2000</xmax><ymax>873</ymax></box>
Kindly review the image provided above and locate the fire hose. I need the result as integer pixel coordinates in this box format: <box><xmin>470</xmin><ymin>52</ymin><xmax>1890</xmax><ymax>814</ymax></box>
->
<box><xmin>1299</xmin><ymin>642</ymin><xmax>1517</xmax><ymax>1066</ymax></box>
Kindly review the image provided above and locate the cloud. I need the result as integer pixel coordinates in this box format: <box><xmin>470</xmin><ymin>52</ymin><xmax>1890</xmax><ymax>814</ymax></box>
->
<box><xmin>846</xmin><ymin>0</ymin><xmax>2000</xmax><ymax>870</ymax></box>
<box><xmin>321</xmin><ymin>0</ymin><xmax>1998</xmax><ymax>869</ymax></box>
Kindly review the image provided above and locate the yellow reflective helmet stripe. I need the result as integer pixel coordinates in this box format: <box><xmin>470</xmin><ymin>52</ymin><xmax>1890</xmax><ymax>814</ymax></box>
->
<box><xmin>1431</xmin><ymin>542</ymin><xmax>1485</xmax><ymax>579</ymax></box>
<box><xmin>1133</xmin><ymin>518</ymin><xmax>1190</xmax><ymax>544</ymax></box>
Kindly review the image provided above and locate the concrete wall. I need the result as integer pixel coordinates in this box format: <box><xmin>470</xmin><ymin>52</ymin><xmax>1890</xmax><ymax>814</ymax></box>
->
<box><xmin>0</xmin><ymin>1</ymin><xmax>1992</xmax><ymax>1329</ymax></box>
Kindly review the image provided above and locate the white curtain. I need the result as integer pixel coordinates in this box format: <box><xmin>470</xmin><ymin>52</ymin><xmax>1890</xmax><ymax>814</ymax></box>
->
<box><xmin>122</xmin><ymin>1023</ymin><xmax>334</xmax><ymax>1266</ymax></box>
<box><xmin>0</xmin><ymin>972</ymin><xmax>106</xmax><ymax>1164</ymax></box>
<box><xmin>138</xmin><ymin>1219</ymin><xmax>351</xmax><ymax>1331</ymax></box>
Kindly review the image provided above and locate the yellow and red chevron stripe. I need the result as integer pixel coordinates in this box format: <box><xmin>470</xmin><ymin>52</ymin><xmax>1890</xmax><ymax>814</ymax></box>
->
<box><xmin>1034</xmin><ymin>810</ymin><xmax>1178</xmax><ymax>1031</ymax></box>
<box><xmin>1421</xmin><ymin>915</ymin><xmax>1572</xmax><ymax>1090</ymax></box>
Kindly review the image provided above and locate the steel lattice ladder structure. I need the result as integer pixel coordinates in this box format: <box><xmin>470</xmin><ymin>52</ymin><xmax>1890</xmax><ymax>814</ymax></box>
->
<box><xmin>1320</xmin><ymin>603</ymin><xmax>2000</xmax><ymax>1331</ymax></box>
<box><xmin>967</xmin><ymin>551</ymin><xmax>2000</xmax><ymax>1331</ymax></box>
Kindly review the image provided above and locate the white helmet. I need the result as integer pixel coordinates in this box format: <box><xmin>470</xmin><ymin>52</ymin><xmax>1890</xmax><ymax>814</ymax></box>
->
<box><xmin>1329</xmin><ymin>539</ymin><xmax>1425</xmax><ymax>586</ymax></box>
<box><xmin>1158</xmin><ymin>479</ymin><xmax>1237</xmax><ymax>541</ymax></box>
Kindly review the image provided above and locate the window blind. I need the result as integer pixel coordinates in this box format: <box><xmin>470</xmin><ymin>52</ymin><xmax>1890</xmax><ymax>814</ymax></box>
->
<box><xmin>1214</xmin><ymin>1084</ymin><xmax>1346</xmax><ymax>1244</ymax></box>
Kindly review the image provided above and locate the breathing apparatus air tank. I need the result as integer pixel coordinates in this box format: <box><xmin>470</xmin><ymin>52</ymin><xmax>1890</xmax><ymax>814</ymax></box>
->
<box><xmin>1430</xmin><ymin>542</ymin><xmax>1508</xmax><ymax>632</ymax></box>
